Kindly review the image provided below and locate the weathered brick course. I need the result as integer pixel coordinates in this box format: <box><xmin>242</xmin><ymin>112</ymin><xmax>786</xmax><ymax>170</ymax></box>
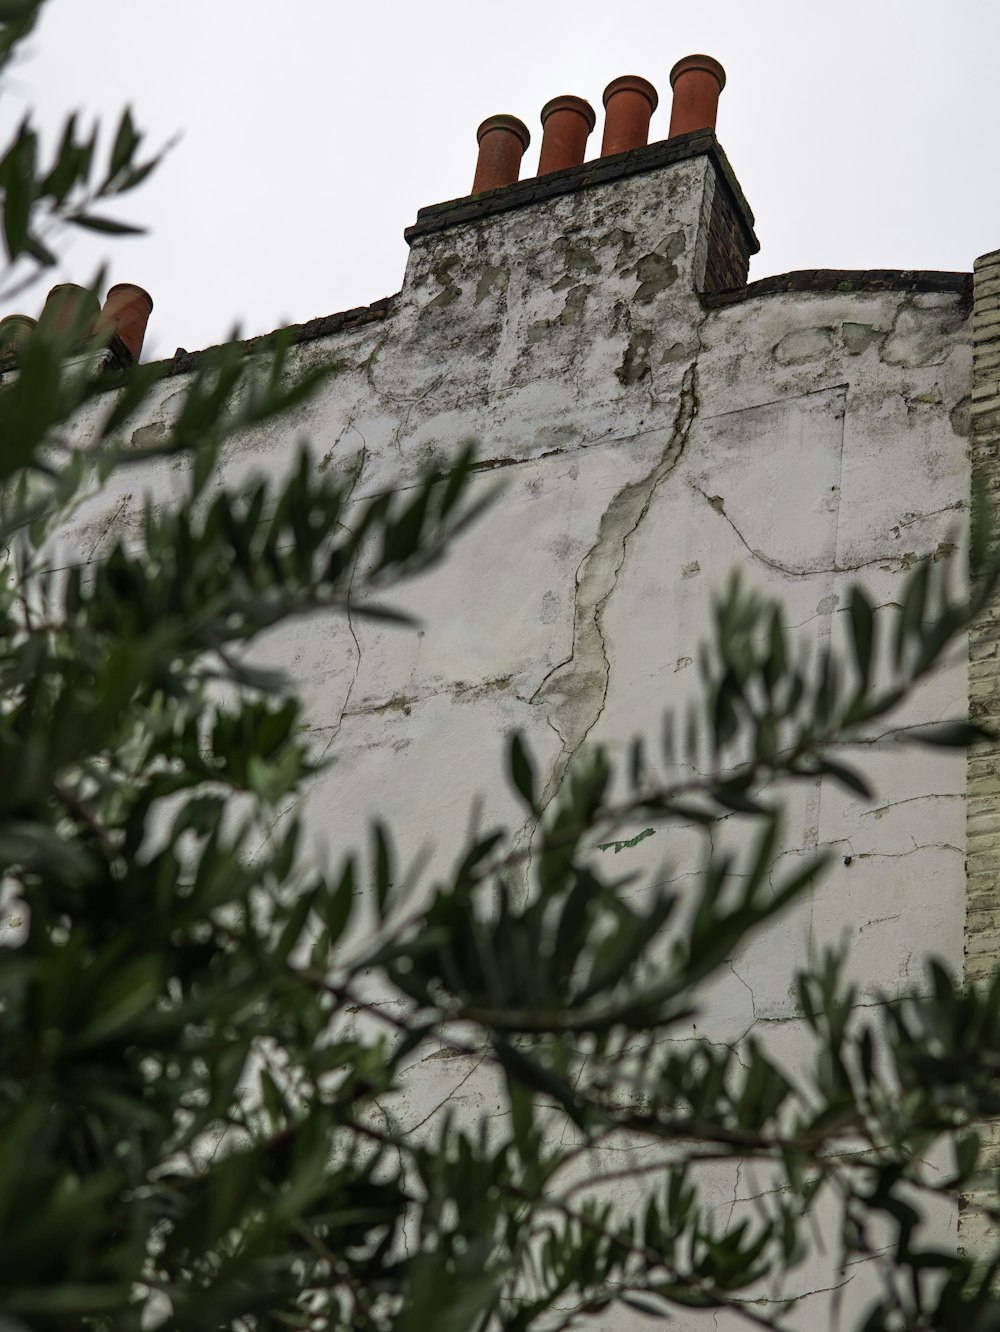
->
<box><xmin>962</xmin><ymin>248</ymin><xmax>1000</xmax><ymax>1262</ymax></box>
<box><xmin>701</xmin><ymin>176</ymin><xmax>754</xmax><ymax>291</ymax></box>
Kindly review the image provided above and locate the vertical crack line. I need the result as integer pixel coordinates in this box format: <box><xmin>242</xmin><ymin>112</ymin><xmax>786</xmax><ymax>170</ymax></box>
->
<box><xmin>727</xmin><ymin>1160</ymin><xmax>743</xmax><ymax>1230</ymax></box>
<box><xmin>508</xmin><ymin>364</ymin><xmax>700</xmax><ymax>896</ymax></box>
<box><xmin>528</xmin><ymin>363</ymin><xmax>700</xmax><ymax>826</ymax></box>
<box><xmin>728</xmin><ymin>959</ymin><xmax>758</xmax><ymax>1024</ymax></box>
<box><xmin>247</xmin><ymin>441</ymin><xmax>368</xmax><ymax>863</ymax></box>
<box><xmin>807</xmin><ymin>390</ymin><xmax>848</xmax><ymax>961</ymax></box>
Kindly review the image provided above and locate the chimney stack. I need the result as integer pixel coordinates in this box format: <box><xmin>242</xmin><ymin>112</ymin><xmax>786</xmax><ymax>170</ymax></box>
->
<box><xmin>473</xmin><ymin>115</ymin><xmax>531</xmax><ymax>193</ymax></box>
<box><xmin>537</xmin><ymin>95</ymin><xmax>596</xmax><ymax>175</ymax></box>
<box><xmin>668</xmin><ymin>55</ymin><xmax>726</xmax><ymax>137</ymax></box>
<box><xmin>600</xmin><ymin>76</ymin><xmax>659</xmax><ymax>156</ymax></box>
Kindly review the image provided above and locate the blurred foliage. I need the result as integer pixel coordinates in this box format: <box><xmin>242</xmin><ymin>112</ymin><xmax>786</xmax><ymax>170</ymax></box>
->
<box><xmin>2</xmin><ymin>4</ymin><xmax>1000</xmax><ymax>1331</ymax></box>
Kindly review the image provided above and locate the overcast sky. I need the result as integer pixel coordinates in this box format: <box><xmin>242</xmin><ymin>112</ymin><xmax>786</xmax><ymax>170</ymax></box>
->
<box><xmin>3</xmin><ymin>0</ymin><xmax>998</xmax><ymax>359</ymax></box>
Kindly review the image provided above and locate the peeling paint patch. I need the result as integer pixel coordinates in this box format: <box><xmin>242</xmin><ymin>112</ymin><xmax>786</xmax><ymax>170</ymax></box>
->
<box><xmin>130</xmin><ymin>420</ymin><xmax>169</xmax><ymax>449</ymax></box>
<box><xmin>881</xmin><ymin>303</ymin><xmax>964</xmax><ymax>368</ymax></box>
<box><xmin>558</xmin><ymin>284</ymin><xmax>590</xmax><ymax>327</ymax></box>
<box><xmin>475</xmin><ymin>264</ymin><xmax>507</xmax><ymax>304</ymax></box>
<box><xmin>615</xmin><ymin>329</ymin><xmax>653</xmax><ymax>386</ymax></box>
<box><xmin>528</xmin><ymin>284</ymin><xmax>591</xmax><ymax>344</ymax></box>
<box><xmin>682</xmin><ymin>561</ymin><xmax>700</xmax><ymax>578</ymax></box>
<box><xmin>632</xmin><ymin>231</ymin><xmax>685</xmax><ymax>304</ymax></box>
<box><xmin>660</xmin><ymin>341</ymin><xmax>693</xmax><ymax>364</ymax></box>
<box><xmin>773</xmin><ymin>326</ymin><xmax>836</xmax><ymax>365</ymax></box>
<box><xmin>427</xmin><ymin>255</ymin><xmax>462</xmax><ymax>309</ymax></box>
<box><xmin>841</xmin><ymin>321</ymin><xmax>882</xmax><ymax>355</ymax></box>
<box><xmin>607</xmin><ymin>228</ymin><xmax>635</xmax><ymax>268</ymax></box>
<box><xmin>555</xmin><ymin>237</ymin><xmax>600</xmax><ymax>276</ymax></box>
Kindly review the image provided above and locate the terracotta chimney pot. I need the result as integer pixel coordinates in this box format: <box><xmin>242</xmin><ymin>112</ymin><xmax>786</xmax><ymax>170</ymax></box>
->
<box><xmin>94</xmin><ymin>283</ymin><xmax>153</xmax><ymax>362</ymax></box>
<box><xmin>600</xmin><ymin>75</ymin><xmax>659</xmax><ymax>157</ymax></box>
<box><xmin>0</xmin><ymin>314</ymin><xmax>36</xmax><ymax>356</ymax></box>
<box><xmin>668</xmin><ymin>54</ymin><xmax>726</xmax><ymax>137</ymax></box>
<box><xmin>472</xmin><ymin>115</ymin><xmax>531</xmax><ymax>194</ymax></box>
<box><xmin>39</xmin><ymin>283</ymin><xmax>100</xmax><ymax>339</ymax></box>
<box><xmin>537</xmin><ymin>94</ymin><xmax>596</xmax><ymax>175</ymax></box>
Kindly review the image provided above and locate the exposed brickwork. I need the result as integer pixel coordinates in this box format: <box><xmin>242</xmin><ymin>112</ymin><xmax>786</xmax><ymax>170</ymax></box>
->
<box><xmin>701</xmin><ymin>175</ymin><xmax>754</xmax><ymax>292</ymax></box>
<box><xmin>961</xmin><ymin>248</ymin><xmax>1000</xmax><ymax>1264</ymax></box>
<box><xmin>404</xmin><ymin>130</ymin><xmax>759</xmax><ymax>258</ymax></box>
<box><xmin>701</xmin><ymin>269</ymin><xmax>972</xmax><ymax>306</ymax></box>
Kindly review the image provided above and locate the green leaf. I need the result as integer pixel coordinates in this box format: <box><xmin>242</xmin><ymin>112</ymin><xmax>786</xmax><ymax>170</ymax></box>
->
<box><xmin>906</xmin><ymin>721</ymin><xmax>989</xmax><ymax>747</ymax></box>
<box><xmin>847</xmin><ymin>584</ymin><xmax>875</xmax><ymax>688</ymax></box>
<box><xmin>816</xmin><ymin>757</ymin><xmax>872</xmax><ymax>800</ymax></box>
<box><xmin>107</xmin><ymin>106</ymin><xmax>140</xmax><ymax>182</ymax></box>
<box><xmin>954</xmin><ymin>1130</ymin><xmax>980</xmax><ymax>1183</ymax></box>
<box><xmin>321</xmin><ymin>860</ymin><xmax>355</xmax><ymax>946</ymax></box>
<box><xmin>508</xmin><ymin>732</ymin><xmax>537</xmax><ymax>812</ymax></box>
<box><xmin>373</xmin><ymin>822</ymin><xmax>392</xmax><ymax>919</ymax></box>
<box><xmin>66</xmin><ymin>211</ymin><xmax>145</xmax><ymax>235</ymax></box>
<box><xmin>596</xmin><ymin>827</ymin><xmax>655</xmax><ymax>854</ymax></box>
<box><xmin>2</xmin><ymin>126</ymin><xmax>34</xmax><ymax>259</ymax></box>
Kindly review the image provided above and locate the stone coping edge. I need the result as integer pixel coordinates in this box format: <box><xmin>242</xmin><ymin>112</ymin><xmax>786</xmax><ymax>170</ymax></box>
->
<box><xmin>701</xmin><ymin>269</ymin><xmax>972</xmax><ymax>306</ymax></box>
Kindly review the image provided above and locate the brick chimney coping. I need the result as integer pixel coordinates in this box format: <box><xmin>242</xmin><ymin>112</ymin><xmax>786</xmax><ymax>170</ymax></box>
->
<box><xmin>404</xmin><ymin>129</ymin><xmax>760</xmax><ymax>255</ymax></box>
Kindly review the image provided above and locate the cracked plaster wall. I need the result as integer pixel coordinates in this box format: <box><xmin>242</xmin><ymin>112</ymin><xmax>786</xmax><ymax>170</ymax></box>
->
<box><xmin>59</xmin><ymin>148</ymin><xmax>980</xmax><ymax>1326</ymax></box>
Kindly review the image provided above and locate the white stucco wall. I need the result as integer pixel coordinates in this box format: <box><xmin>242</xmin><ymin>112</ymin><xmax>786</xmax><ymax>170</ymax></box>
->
<box><xmin>56</xmin><ymin>143</ymin><xmax>976</xmax><ymax>1327</ymax></box>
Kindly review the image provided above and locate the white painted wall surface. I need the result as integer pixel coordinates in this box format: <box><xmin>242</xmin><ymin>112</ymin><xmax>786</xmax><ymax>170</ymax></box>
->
<box><xmin>57</xmin><ymin>146</ymin><xmax>974</xmax><ymax>1328</ymax></box>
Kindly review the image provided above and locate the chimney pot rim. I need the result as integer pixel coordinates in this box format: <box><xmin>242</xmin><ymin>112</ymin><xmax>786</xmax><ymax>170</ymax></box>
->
<box><xmin>46</xmin><ymin>281</ymin><xmax>92</xmax><ymax>298</ymax></box>
<box><xmin>540</xmin><ymin>95</ymin><xmax>597</xmax><ymax>132</ymax></box>
<box><xmin>105</xmin><ymin>282</ymin><xmax>154</xmax><ymax>312</ymax></box>
<box><xmin>669</xmin><ymin>54</ymin><xmax>726</xmax><ymax>91</ymax></box>
<box><xmin>602</xmin><ymin>75</ymin><xmax>659</xmax><ymax>112</ymax></box>
<box><xmin>476</xmin><ymin>114</ymin><xmax>531</xmax><ymax>151</ymax></box>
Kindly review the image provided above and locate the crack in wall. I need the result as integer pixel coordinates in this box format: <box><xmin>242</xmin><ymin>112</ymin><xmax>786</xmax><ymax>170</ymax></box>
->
<box><xmin>691</xmin><ymin>482</ymin><xmax>957</xmax><ymax>578</ymax></box>
<box><xmin>527</xmin><ymin>364</ymin><xmax>700</xmax><ymax>824</ymax></box>
<box><xmin>338</xmin><ymin>671</ymin><xmax>518</xmax><ymax>721</ymax></box>
<box><xmin>862</xmin><ymin>793</ymin><xmax>964</xmax><ymax>820</ymax></box>
<box><xmin>248</xmin><ymin>443</ymin><xmax>368</xmax><ymax>862</ymax></box>
<box><xmin>728</xmin><ymin>959</ymin><xmax>758</xmax><ymax>1023</ymax></box>
<box><xmin>84</xmin><ymin>492</ymin><xmax>130</xmax><ymax>561</ymax></box>
<box><xmin>395</xmin><ymin>1050</ymin><xmax>487</xmax><ymax>1138</ymax></box>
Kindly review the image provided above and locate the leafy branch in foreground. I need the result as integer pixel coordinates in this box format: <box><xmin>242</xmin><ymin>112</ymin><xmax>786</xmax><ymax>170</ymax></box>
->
<box><xmin>3</xmin><ymin>474</ymin><xmax>995</xmax><ymax>1330</ymax></box>
<box><xmin>0</xmin><ymin>0</ymin><xmax>166</xmax><ymax>285</ymax></box>
<box><xmin>2</xmin><ymin>5</ymin><xmax>1000</xmax><ymax>1331</ymax></box>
